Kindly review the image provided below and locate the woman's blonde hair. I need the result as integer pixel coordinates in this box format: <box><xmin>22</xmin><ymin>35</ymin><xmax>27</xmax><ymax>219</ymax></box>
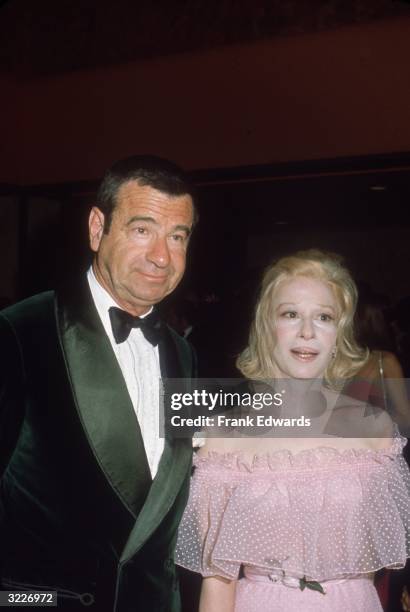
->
<box><xmin>236</xmin><ymin>249</ymin><xmax>368</xmax><ymax>387</ymax></box>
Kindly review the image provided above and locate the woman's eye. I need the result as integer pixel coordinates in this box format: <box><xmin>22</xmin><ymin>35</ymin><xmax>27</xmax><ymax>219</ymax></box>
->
<box><xmin>282</xmin><ymin>311</ymin><xmax>297</xmax><ymax>318</ymax></box>
<box><xmin>319</xmin><ymin>313</ymin><xmax>333</xmax><ymax>322</ymax></box>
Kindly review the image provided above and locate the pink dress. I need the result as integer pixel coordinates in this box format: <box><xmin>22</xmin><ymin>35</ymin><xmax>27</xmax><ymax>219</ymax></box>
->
<box><xmin>175</xmin><ymin>437</ymin><xmax>410</xmax><ymax>611</ymax></box>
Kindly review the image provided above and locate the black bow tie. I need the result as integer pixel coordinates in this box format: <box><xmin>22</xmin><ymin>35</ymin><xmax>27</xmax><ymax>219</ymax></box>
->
<box><xmin>108</xmin><ymin>306</ymin><xmax>162</xmax><ymax>346</ymax></box>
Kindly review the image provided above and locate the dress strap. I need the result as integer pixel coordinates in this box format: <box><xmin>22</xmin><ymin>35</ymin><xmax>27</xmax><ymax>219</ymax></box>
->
<box><xmin>378</xmin><ymin>351</ymin><xmax>388</xmax><ymax>410</ymax></box>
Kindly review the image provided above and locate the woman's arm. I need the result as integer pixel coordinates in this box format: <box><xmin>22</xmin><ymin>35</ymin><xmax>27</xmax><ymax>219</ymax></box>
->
<box><xmin>199</xmin><ymin>576</ymin><xmax>236</xmax><ymax>612</ymax></box>
<box><xmin>383</xmin><ymin>351</ymin><xmax>410</xmax><ymax>435</ymax></box>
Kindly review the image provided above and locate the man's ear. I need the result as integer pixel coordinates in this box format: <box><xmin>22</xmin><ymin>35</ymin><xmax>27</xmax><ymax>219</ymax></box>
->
<box><xmin>89</xmin><ymin>207</ymin><xmax>105</xmax><ymax>252</ymax></box>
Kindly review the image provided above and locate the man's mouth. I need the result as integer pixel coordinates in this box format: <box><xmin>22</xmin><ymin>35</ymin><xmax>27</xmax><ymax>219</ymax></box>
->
<box><xmin>140</xmin><ymin>271</ymin><xmax>168</xmax><ymax>282</ymax></box>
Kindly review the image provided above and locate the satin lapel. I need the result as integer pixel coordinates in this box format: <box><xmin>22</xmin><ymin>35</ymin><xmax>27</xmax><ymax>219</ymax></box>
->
<box><xmin>158</xmin><ymin>323</ymin><xmax>185</xmax><ymax>379</ymax></box>
<box><xmin>120</xmin><ymin>326</ymin><xmax>192</xmax><ymax>562</ymax></box>
<box><xmin>56</xmin><ymin>277</ymin><xmax>152</xmax><ymax>516</ymax></box>
<box><xmin>119</xmin><ymin>438</ymin><xmax>191</xmax><ymax>563</ymax></box>
<box><xmin>159</xmin><ymin>324</ymin><xmax>191</xmax><ymax>441</ymax></box>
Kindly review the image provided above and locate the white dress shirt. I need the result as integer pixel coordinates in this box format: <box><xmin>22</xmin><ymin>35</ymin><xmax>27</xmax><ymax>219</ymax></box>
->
<box><xmin>87</xmin><ymin>267</ymin><xmax>164</xmax><ymax>477</ymax></box>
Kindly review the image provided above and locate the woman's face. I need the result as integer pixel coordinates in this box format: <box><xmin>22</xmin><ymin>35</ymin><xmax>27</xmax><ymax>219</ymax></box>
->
<box><xmin>270</xmin><ymin>276</ymin><xmax>339</xmax><ymax>380</ymax></box>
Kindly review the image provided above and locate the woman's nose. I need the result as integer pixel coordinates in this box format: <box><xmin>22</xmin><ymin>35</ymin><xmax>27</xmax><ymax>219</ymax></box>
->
<box><xmin>299</xmin><ymin>318</ymin><xmax>315</xmax><ymax>340</ymax></box>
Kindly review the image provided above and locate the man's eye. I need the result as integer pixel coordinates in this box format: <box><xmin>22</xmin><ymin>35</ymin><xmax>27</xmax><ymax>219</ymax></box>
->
<box><xmin>135</xmin><ymin>226</ymin><xmax>148</xmax><ymax>234</ymax></box>
<box><xmin>171</xmin><ymin>234</ymin><xmax>185</xmax><ymax>242</ymax></box>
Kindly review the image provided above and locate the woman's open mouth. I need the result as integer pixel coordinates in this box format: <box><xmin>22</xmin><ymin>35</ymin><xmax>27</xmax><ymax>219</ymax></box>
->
<box><xmin>291</xmin><ymin>348</ymin><xmax>319</xmax><ymax>362</ymax></box>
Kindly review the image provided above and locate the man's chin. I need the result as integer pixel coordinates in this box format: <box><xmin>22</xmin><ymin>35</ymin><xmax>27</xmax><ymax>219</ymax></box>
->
<box><xmin>128</xmin><ymin>288</ymin><xmax>171</xmax><ymax>308</ymax></box>
<box><xmin>125</xmin><ymin>277</ymin><xmax>182</xmax><ymax>309</ymax></box>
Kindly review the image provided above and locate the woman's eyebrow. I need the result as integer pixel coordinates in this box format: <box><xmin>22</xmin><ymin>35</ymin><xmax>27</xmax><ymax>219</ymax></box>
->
<box><xmin>317</xmin><ymin>303</ymin><xmax>336</xmax><ymax>311</ymax></box>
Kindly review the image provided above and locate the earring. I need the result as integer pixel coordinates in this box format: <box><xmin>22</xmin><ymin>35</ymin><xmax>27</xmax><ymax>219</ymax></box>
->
<box><xmin>331</xmin><ymin>347</ymin><xmax>337</xmax><ymax>359</ymax></box>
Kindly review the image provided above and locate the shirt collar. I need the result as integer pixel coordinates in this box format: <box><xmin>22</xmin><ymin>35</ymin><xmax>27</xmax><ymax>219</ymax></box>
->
<box><xmin>87</xmin><ymin>266</ymin><xmax>153</xmax><ymax>342</ymax></box>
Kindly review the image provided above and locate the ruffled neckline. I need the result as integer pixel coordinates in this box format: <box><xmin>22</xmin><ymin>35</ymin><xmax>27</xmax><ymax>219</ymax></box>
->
<box><xmin>194</xmin><ymin>434</ymin><xmax>407</xmax><ymax>472</ymax></box>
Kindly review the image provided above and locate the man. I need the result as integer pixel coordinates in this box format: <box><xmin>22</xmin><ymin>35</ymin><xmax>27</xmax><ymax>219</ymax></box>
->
<box><xmin>0</xmin><ymin>156</ymin><xmax>197</xmax><ymax>611</ymax></box>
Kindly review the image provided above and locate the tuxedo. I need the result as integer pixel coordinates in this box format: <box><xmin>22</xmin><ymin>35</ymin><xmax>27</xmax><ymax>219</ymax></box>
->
<box><xmin>0</xmin><ymin>276</ymin><xmax>195</xmax><ymax>611</ymax></box>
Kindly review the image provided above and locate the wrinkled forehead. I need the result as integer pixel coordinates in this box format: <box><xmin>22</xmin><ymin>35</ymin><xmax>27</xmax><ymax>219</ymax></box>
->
<box><xmin>116</xmin><ymin>180</ymin><xmax>191</xmax><ymax>204</ymax></box>
<box><xmin>114</xmin><ymin>180</ymin><xmax>194</xmax><ymax>222</ymax></box>
<box><xmin>270</xmin><ymin>274</ymin><xmax>341</xmax><ymax>312</ymax></box>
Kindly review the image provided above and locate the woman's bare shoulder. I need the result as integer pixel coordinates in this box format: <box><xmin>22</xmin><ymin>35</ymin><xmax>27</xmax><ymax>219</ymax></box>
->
<box><xmin>325</xmin><ymin>391</ymin><xmax>394</xmax><ymax>441</ymax></box>
<box><xmin>382</xmin><ymin>351</ymin><xmax>404</xmax><ymax>378</ymax></box>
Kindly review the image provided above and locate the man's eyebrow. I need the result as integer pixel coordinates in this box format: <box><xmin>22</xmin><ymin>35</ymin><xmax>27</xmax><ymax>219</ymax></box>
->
<box><xmin>126</xmin><ymin>215</ymin><xmax>156</xmax><ymax>226</ymax></box>
<box><xmin>173</xmin><ymin>224</ymin><xmax>192</xmax><ymax>236</ymax></box>
<box><xmin>126</xmin><ymin>216</ymin><xmax>192</xmax><ymax>235</ymax></box>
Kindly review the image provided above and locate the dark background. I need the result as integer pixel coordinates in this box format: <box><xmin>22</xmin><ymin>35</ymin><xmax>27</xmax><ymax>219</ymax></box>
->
<box><xmin>2</xmin><ymin>1</ymin><xmax>410</xmax><ymax>309</ymax></box>
<box><xmin>1</xmin><ymin>3</ymin><xmax>410</xmax><ymax>611</ymax></box>
<box><xmin>4</xmin><ymin>152</ymin><xmax>410</xmax><ymax>301</ymax></box>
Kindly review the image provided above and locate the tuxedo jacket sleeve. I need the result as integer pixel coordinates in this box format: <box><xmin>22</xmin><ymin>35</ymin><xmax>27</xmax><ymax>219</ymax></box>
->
<box><xmin>0</xmin><ymin>315</ymin><xmax>26</xmax><ymax>481</ymax></box>
<box><xmin>0</xmin><ymin>278</ymin><xmax>196</xmax><ymax>612</ymax></box>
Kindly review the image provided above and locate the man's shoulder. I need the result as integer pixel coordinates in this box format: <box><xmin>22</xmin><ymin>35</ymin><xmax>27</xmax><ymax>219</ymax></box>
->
<box><xmin>0</xmin><ymin>275</ymin><xmax>92</xmax><ymax>330</ymax></box>
<box><xmin>0</xmin><ymin>290</ymin><xmax>55</xmax><ymax>327</ymax></box>
<box><xmin>0</xmin><ymin>292</ymin><xmax>56</xmax><ymax>352</ymax></box>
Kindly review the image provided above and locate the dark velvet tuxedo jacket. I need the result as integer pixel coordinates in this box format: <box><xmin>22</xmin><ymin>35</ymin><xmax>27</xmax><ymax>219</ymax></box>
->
<box><xmin>0</xmin><ymin>277</ymin><xmax>195</xmax><ymax>611</ymax></box>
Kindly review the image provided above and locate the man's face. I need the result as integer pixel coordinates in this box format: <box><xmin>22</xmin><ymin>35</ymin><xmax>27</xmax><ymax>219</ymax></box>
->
<box><xmin>89</xmin><ymin>181</ymin><xmax>194</xmax><ymax>315</ymax></box>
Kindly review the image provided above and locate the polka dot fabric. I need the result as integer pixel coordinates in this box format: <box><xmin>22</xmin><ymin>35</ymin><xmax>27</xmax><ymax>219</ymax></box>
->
<box><xmin>175</xmin><ymin>436</ymin><xmax>410</xmax><ymax>610</ymax></box>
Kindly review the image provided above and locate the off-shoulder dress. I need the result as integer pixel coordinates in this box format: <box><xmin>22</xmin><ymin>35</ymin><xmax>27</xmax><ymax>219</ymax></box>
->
<box><xmin>175</xmin><ymin>436</ymin><xmax>410</xmax><ymax>611</ymax></box>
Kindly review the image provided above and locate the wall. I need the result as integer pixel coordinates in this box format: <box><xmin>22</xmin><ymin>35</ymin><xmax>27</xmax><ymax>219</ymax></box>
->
<box><xmin>248</xmin><ymin>227</ymin><xmax>410</xmax><ymax>302</ymax></box>
<box><xmin>1</xmin><ymin>15</ymin><xmax>410</xmax><ymax>185</ymax></box>
<box><xmin>0</xmin><ymin>196</ymin><xmax>19</xmax><ymax>303</ymax></box>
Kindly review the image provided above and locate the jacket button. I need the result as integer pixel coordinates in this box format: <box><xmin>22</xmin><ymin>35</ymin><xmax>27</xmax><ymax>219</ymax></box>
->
<box><xmin>79</xmin><ymin>593</ymin><xmax>95</xmax><ymax>606</ymax></box>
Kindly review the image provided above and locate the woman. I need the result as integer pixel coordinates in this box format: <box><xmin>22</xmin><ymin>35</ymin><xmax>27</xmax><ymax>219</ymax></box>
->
<box><xmin>175</xmin><ymin>250</ymin><xmax>410</xmax><ymax>612</ymax></box>
<box><xmin>353</xmin><ymin>290</ymin><xmax>409</xmax><ymax>433</ymax></box>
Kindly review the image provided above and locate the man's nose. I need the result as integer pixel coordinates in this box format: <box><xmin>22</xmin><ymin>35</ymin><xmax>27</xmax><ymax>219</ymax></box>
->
<box><xmin>299</xmin><ymin>318</ymin><xmax>315</xmax><ymax>340</ymax></box>
<box><xmin>147</xmin><ymin>236</ymin><xmax>171</xmax><ymax>268</ymax></box>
